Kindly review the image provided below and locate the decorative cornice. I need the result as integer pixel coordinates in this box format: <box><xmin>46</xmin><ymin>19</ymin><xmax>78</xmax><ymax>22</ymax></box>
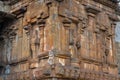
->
<box><xmin>93</xmin><ymin>0</ymin><xmax>118</xmax><ymax>9</ymax></box>
<box><xmin>11</xmin><ymin>6</ymin><xmax>27</xmax><ymax>16</ymax></box>
<box><xmin>108</xmin><ymin>13</ymin><xmax>119</xmax><ymax>21</ymax></box>
<box><xmin>85</xmin><ymin>5</ymin><xmax>101</xmax><ymax>14</ymax></box>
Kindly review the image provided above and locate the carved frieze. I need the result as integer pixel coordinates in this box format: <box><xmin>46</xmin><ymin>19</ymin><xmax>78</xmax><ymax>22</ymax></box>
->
<box><xmin>23</xmin><ymin>1</ymin><xmax>49</xmax><ymax>26</ymax></box>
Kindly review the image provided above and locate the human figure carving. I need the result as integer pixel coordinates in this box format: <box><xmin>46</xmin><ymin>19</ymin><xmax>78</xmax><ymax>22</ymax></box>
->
<box><xmin>29</xmin><ymin>24</ymin><xmax>40</xmax><ymax>58</ymax></box>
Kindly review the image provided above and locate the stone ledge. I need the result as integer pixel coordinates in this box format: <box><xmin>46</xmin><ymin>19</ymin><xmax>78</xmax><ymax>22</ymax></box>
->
<box><xmin>1</xmin><ymin>67</ymin><xmax>119</xmax><ymax>80</ymax></box>
<box><xmin>93</xmin><ymin>0</ymin><xmax>117</xmax><ymax>9</ymax></box>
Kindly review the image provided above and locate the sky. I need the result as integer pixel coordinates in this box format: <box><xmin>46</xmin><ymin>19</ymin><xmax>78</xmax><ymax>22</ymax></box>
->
<box><xmin>115</xmin><ymin>22</ymin><xmax>120</xmax><ymax>42</ymax></box>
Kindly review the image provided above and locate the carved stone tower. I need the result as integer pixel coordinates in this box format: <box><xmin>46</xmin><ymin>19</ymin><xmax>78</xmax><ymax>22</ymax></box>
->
<box><xmin>0</xmin><ymin>0</ymin><xmax>119</xmax><ymax>80</ymax></box>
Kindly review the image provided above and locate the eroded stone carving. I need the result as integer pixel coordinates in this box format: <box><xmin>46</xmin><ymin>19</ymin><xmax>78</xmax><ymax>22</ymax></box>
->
<box><xmin>0</xmin><ymin>0</ymin><xmax>119</xmax><ymax>80</ymax></box>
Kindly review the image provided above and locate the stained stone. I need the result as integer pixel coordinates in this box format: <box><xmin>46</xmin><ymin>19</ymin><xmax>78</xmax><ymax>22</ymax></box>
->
<box><xmin>0</xmin><ymin>0</ymin><xmax>119</xmax><ymax>80</ymax></box>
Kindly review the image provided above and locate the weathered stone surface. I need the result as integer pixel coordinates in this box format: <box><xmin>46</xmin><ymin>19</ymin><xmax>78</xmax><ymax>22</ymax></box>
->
<box><xmin>0</xmin><ymin>0</ymin><xmax>119</xmax><ymax>80</ymax></box>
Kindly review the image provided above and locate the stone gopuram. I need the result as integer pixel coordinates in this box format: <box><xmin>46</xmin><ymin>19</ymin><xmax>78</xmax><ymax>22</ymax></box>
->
<box><xmin>0</xmin><ymin>0</ymin><xmax>119</xmax><ymax>80</ymax></box>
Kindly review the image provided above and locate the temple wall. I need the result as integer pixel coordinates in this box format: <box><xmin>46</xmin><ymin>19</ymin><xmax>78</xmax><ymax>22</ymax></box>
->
<box><xmin>0</xmin><ymin>0</ymin><xmax>119</xmax><ymax>80</ymax></box>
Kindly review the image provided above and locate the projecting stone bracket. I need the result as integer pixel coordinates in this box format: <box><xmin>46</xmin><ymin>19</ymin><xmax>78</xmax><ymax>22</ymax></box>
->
<box><xmin>85</xmin><ymin>5</ymin><xmax>101</xmax><ymax>14</ymax></box>
<box><xmin>11</xmin><ymin>6</ymin><xmax>27</xmax><ymax>16</ymax></box>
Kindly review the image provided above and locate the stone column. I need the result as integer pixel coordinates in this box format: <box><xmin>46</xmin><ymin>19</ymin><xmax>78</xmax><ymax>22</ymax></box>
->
<box><xmin>22</xmin><ymin>24</ymin><xmax>30</xmax><ymax>60</ymax></box>
<box><xmin>87</xmin><ymin>13</ymin><xmax>97</xmax><ymax>59</ymax></box>
<box><xmin>38</xmin><ymin>21</ymin><xmax>45</xmax><ymax>52</ymax></box>
<box><xmin>85</xmin><ymin>6</ymin><xmax>100</xmax><ymax>75</ymax></box>
<box><xmin>80</xmin><ymin>18</ymin><xmax>88</xmax><ymax>58</ymax></box>
<box><xmin>111</xmin><ymin>22</ymin><xmax>117</xmax><ymax>64</ymax></box>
